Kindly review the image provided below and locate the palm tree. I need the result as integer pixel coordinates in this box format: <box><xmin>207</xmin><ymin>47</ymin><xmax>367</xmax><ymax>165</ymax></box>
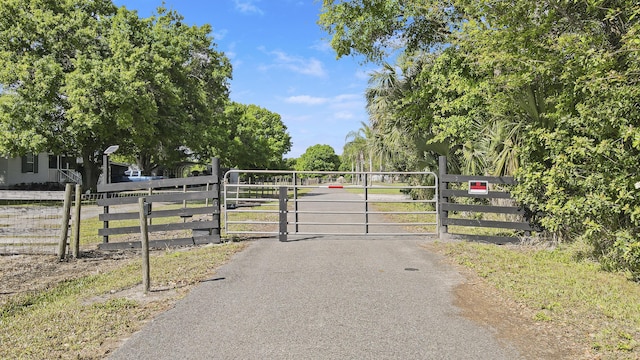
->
<box><xmin>365</xmin><ymin>54</ymin><xmax>449</xmax><ymax>173</ymax></box>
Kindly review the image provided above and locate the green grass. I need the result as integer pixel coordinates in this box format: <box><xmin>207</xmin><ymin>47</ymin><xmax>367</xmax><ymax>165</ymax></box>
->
<box><xmin>371</xmin><ymin>198</ymin><xmax>640</xmax><ymax>357</ymax></box>
<box><xmin>431</xmin><ymin>240</ymin><xmax>640</xmax><ymax>358</ymax></box>
<box><xmin>346</xmin><ymin>183</ymin><xmax>411</xmax><ymax>196</ymax></box>
<box><xmin>79</xmin><ymin>214</ymin><xmax>105</xmax><ymax>245</ymax></box>
<box><xmin>223</xmin><ymin>203</ymin><xmax>279</xmax><ymax>235</ymax></box>
<box><xmin>0</xmin><ymin>242</ymin><xmax>246</xmax><ymax>359</ymax></box>
<box><xmin>79</xmin><ymin>202</ymin><xmax>216</xmax><ymax>246</ymax></box>
<box><xmin>446</xmin><ymin>211</ymin><xmax>520</xmax><ymax>237</ymax></box>
<box><xmin>369</xmin><ymin>201</ymin><xmax>437</xmax><ymax>233</ymax></box>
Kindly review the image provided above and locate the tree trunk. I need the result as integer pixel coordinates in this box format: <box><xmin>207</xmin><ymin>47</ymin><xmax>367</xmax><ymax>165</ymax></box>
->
<box><xmin>81</xmin><ymin>151</ymin><xmax>101</xmax><ymax>193</ymax></box>
<box><xmin>137</xmin><ymin>151</ymin><xmax>159</xmax><ymax>175</ymax></box>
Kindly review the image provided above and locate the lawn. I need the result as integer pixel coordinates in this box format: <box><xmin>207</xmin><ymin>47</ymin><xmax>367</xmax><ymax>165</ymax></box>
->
<box><xmin>0</xmin><ymin>242</ymin><xmax>246</xmax><ymax>359</ymax></box>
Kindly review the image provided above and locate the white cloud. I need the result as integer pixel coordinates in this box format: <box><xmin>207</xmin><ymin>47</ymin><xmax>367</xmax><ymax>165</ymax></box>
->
<box><xmin>234</xmin><ymin>0</ymin><xmax>264</xmax><ymax>15</ymax></box>
<box><xmin>310</xmin><ymin>40</ymin><xmax>333</xmax><ymax>53</ymax></box>
<box><xmin>211</xmin><ymin>28</ymin><xmax>228</xmax><ymax>41</ymax></box>
<box><xmin>283</xmin><ymin>93</ymin><xmax>364</xmax><ymax>111</ymax></box>
<box><xmin>285</xmin><ymin>95</ymin><xmax>329</xmax><ymax>105</ymax></box>
<box><xmin>334</xmin><ymin>94</ymin><xmax>362</xmax><ymax>102</ymax></box>
<box><xmin>261</xmin><ymin>49</ymin><xmax>327</xmax><ymax>77</ymax></box>
<box><xmin>281</xmin><ymin>113</ymin><xmax>313</xmax><ymax>123</ymax></box>
<box><xmin>334</xmin><ymin>111</ymin><xmax>354</xmax><ymax>120</ymax></box>
<box><xmin>354</xmin><ymin>69</ymin><xmax>373</xmax><ymax>81</ymax></box>
<box><xmin>224</xmin><ymin>42</ymin><xmax>237</xmax><ymax>59</ymax></box>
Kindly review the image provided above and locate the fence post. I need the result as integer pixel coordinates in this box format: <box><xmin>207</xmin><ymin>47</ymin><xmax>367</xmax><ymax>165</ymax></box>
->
<box><xmin>58</xmin><ymin>183</ymin><xmax>73</xmax><ymax>260</ymax></box>
<box><xmin>438</xmin><ymin>156</ymin><xmax>449</xmax><ymax>239</ymax></box>
<box><xmin>279</xmin><ymin>187</ymin><xmax>288</xmax><ymax>242</ymax></box>
<box><xmin>139</xmin><ymin>197</ymin><xmax>150</xmax><ymax>294</ymax></box>
<box><xmin>71</xmin><ymin>184</ymin><xmax>82</xmax><ymax>258</ymax></box>
<box><xmin>211</xmin><ymin>157</ymin><xmax>221</xmax><ymax>237</ymax></box>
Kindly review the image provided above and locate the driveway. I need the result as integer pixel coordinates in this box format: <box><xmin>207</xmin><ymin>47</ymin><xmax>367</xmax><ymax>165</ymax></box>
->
<box><xmin>109</xmin><ymin>236</ymin><xmax>522</xmax><ymax>359</ymax></box>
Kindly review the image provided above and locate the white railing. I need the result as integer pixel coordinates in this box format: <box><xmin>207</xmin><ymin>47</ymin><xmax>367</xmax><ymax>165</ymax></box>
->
<box><xmin>54</xmin><ymin>169</ymin><xmax>82</xmax><ymax>184</ymax></box>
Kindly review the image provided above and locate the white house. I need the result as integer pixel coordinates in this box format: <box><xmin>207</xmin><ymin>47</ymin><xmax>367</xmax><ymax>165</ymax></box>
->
<box><xmin>0</xmin><ymin>153</ymin><xmax>81</xmax><ymax>189</ymax></box>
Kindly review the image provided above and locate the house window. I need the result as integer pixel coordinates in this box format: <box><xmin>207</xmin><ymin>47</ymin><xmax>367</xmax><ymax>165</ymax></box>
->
<box><xmin>21</xmin><ymin>153</ymin><xmax>39</xmax><ymax>173</ymax></box>
<box><xmin>48</xmin><ymin>155</ymin><xmax>77</xmax><ymax>170</ymax></box>
<box><xmin>49</xmin><ymin>155</ymin><xmax>58</xmax><ymax>169</ymax></box>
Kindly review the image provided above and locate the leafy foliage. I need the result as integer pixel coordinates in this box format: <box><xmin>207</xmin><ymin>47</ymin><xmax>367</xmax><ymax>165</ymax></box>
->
<box><xmin>0</xmin><ymin>1</ymin><xmax>289</xmax><ymax>191</ymax></box>
<box><xmin>295</xmin><ymin>144</ymin><xmax>341</xmax><ymax>173</ymax></box>
<box><xmin>221</xmin><ymin>102</ymin><xmax>292</xmax><ymax>169</ymax></box>
<box><xmin>322</xmin><ymin>0</ymin><xmax>640</xmax><ymax>278</ymax></box>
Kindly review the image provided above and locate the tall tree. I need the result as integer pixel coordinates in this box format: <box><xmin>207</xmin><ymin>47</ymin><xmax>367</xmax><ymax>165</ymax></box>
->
<box><xmin>344</xmin><ymin>121</ymin><xmax>374</xmax><ymax>172</ymax></box>
<box><xmin>126</xmin><ymin>6</ymin><xmax>231</xmax><ymax>175</ymax></box>
<box><xmin>0</xmin><ymin>0</ymin><xmax>119</xmax><ymax>189</ymax></box>
<box><xmin>221</xmin><ymin>102</ymin><xmax>292</xmax><ymax>169</ymax></box>
<box><xmin>364</xmin><ymin>54</ymin><xmax>450</xmax><ymax>171</ymax></box>
<box><xmin>0</xmin><ymin>1</ymin><xmax>232</xmax><ymax>190</ymax></box>
<box><xmin>295</xmin><ymin>144</ymin><xmax>340</xmax><ymax>173</ymax></box>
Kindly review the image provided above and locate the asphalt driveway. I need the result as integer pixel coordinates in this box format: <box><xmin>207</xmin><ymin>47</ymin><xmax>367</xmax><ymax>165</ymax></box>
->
<box><xmin>109</xmin><ymin>236</ymin><xmax>522</xmax><ymax>359</ymax></box>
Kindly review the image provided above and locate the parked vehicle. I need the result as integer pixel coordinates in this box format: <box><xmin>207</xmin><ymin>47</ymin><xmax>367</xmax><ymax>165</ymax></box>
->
<box><xmin>112</xmin><ymin>170</ymin><xmax>165</xmax><ymax>183</ymax></box>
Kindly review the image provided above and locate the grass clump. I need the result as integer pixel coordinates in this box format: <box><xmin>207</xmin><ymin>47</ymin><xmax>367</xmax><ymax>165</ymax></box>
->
<box><xmin>0</xmin><ymin>242</ymin><xmax>246</xmax><ymax>359</ymax></box>
<box><xmin>433</xmin><ymin>240</ymin><xmax>640</xmax><ymax>358</ymax></box>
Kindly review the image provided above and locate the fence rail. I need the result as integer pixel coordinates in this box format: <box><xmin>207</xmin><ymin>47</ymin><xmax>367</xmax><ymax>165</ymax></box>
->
<box><xmin>438</xmin><ymin>156</ymin><xmax>535</xmax><ymax>243</ymax></box>
<box><xmin>97</xmin><ymin>170</ymin><xmax>221</xmax><ymax>250</ymax></box>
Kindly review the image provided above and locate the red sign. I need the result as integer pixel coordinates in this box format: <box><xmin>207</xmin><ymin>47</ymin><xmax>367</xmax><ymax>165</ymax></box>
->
<box><xmin>468</xmin><ymin>180</ymin><xmax>489</xmax><ymax>195</ymax></box>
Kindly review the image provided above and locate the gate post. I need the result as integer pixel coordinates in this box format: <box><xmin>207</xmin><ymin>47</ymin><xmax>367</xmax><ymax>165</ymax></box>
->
<box><xmin>279</xmin><ymin>187</ymin><xmax>288</xmax><ymax>242</ymax></box>
<box><xmin>438</xmin><ymin>156</ymin><xmax>449</xmax><ymax>238</ymax></box>
<box><xmin>211</xmin><ymin>157</ymin><xmax>221</xmax><ymax>237</ymax></box>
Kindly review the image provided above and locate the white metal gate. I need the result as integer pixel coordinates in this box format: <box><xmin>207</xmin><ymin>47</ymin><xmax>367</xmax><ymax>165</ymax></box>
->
<box><xmin>223</xmin><ymin>170</ymin><xmax>438</xmax><ymax>239</ymax></box>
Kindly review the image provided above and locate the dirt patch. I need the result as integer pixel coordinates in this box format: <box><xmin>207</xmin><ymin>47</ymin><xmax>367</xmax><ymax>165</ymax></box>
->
<box><xmin>1</xmin><ymin>240</ymin><xmax>600</xmax><ymax>359</ymax></box>
<box><xmin>453</xmin><ymin>268</ymin><xmax>594</xmax><ymax>359</ymax></box>
<box><xmin>0</xmin><ymin>248</ymin><xmax>138</xmax><ymax>307</ymax></box>
<box><xmin>82</xmin><ymin>283</ymin><xmax>182</xmax><ymax>306</ymax></box>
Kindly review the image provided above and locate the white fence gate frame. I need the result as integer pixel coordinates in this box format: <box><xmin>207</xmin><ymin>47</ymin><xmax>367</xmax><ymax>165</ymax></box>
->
<box><xmin>223</xmin><ymin>170</ymin><xmax>438</xmax><ymax>238</ymax></box>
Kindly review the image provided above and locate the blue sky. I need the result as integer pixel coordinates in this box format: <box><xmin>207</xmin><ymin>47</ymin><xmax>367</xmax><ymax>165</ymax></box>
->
<box><xmin>113</xmin><ymin>0</ymin><xmax>375</xmax><ymax>158</ymax></box>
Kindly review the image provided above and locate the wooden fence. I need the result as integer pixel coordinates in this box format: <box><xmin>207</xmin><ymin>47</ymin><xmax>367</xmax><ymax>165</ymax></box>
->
<box><xmin>438</xmin><ymin>156</ymin><xmax>536</xmax><ymax>243</ymax></box>
<box><xmin>97</xmin><ymin>175</ymin><xmax>221</xmax><ymax>250</ymax></box>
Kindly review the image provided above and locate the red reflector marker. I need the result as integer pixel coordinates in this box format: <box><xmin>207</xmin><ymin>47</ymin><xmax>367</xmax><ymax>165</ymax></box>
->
<box><xmin>328</xmin><ymin>185</ymin><xmax>344</xmax><ymax>189</ymax></box>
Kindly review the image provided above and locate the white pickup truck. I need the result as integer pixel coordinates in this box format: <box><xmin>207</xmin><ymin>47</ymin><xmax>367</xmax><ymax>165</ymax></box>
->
<box><xmin>113</xmin><ymin>170</ymin><xmax>165</xmax><ymax>182</ymax></box>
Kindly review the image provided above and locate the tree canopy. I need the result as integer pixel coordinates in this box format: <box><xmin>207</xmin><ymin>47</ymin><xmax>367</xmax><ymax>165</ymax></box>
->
<box><xmin>295</xmin><ymin>144</ymin><xmax>341</xmax><ymax>173</ymax></box>
<box><xmin>221</xmin><ymin>102</ymin><xmax>292</xmax><ymax>169</ymax></box>
<box><xmin>322</xmin><ymin>0</ymin><xmax>640</xmax><ymax>278</ymax></box>
<box><xmin>0</xmin><ymin>0</ymin><xmax>291</xmax><ymax>190</ymax></box>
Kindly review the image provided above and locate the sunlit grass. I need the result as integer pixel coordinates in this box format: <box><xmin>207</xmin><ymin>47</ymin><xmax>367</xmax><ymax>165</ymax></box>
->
<box><xmin>431</xmin><ymin>241</ymin><xmax>640</xmax><ymax>357</ymax></box>
<box><xmin>0</xmin><ymin>242</ymin><xmax>246</xmax><ymax>359</ymax></box>
<box><xmin>79</xmin><ymin>202</ymin><xmax>218</xmax><ymax>246</ymax></box>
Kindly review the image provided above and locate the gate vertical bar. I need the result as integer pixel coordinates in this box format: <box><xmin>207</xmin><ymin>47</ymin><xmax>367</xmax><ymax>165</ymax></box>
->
<box><xmin>438</xmin><ymin>156</ymin><xmax>448</xmax><ymax>238</ymax></box>
<box><xmin>279</xmin><ymin>187</ymin><xmax>288</xmax><ymax>242</ymax></box>
<box><xmin>293</xmin><ymin>172</ymin><xmax>299</xmax><ymax>234</ymax></box>
<box><xmin>363</xmin><ymin>171</ymin><xmax>369</xmax><ymax>234</ymax></box>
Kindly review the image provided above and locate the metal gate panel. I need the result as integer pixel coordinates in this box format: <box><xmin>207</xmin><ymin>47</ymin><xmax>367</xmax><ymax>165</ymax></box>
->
<box><xmin>223</xmin><ymin>170</ymin><xmax>438</xmax><ymax>238</ymax></box>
